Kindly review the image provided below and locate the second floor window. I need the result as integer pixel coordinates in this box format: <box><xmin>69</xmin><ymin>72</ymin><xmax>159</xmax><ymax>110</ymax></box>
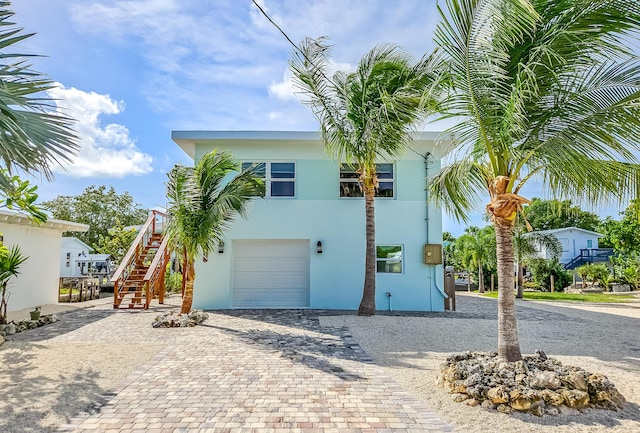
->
<box><xmin>339</xmin><ymin>163</ymin><xmax>395</xmax><ymax>198</ymax></box>
<box><xmin>242</xmin><ymin>161</ymin><xmax>296</xmax><ymax>198</ymax></box>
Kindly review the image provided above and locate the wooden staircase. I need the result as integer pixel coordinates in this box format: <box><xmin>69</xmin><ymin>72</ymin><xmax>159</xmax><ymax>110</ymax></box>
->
<box><xmin>112</xmin><ymin>210</ymin><xmax>170</xmax><ymax>309</ymax></box>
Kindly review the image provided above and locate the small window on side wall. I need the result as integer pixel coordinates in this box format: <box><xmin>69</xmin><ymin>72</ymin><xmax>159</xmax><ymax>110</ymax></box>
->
<box><xmin>376</xmin><ymin>245</ymin><xmax>403</xmax><ymax>273</ymax></box>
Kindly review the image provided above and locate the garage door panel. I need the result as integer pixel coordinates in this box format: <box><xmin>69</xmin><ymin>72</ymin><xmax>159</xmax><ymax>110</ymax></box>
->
<box><xmin>232</xmin><ymin>240</ymin><xmax>309</xmax><ymax>308</ymax></box>
<box><xmin>234</xmin><ymin>272</ymin><xmax>308</xmax><ymax>289</ymax></box>
<box><xmin>234</xmin><ymin>241</ymin><xmax>308</xmax><ymax>258</ymax></box>
<box><xmin>234</xmin><ymin>257</ymin><xmax>308</xmax><ymax>273</ymax></box>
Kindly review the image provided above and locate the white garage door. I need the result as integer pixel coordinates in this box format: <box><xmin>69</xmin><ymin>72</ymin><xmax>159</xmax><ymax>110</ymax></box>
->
<box><xmin>233</xmin><ymin>240</ymin><xmax>310</xmax><ymax>308</ymax></box>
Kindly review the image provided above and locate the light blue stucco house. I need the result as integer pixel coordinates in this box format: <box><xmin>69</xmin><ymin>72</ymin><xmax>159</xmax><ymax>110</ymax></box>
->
<box><xmin>172</xmin><ymin>130</ymin><xmax>451</xmax><ymax>312</ymax></box>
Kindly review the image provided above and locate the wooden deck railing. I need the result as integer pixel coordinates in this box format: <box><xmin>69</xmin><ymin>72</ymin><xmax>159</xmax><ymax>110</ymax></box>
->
<box><xmin>111</xmin><ymin>210</ymin><xmax>166</xmax><ymax>308</ymax></box>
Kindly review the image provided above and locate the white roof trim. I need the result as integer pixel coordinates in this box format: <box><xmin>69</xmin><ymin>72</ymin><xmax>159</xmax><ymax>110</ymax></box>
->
<box><xmin>532</xmin><ymin>226</ymin><xmax>603</xmax><ymax>237</ymax></box>
<box><xmin>0</xmin><ymin>210</ymin><xmax>89</xmax><ymax>232</ymax></box>
<box><xmin>62</xmin><ymin>236</ymin><xmax>94</xmax><ymax>251</ymax></box>
<box><xmin>171</xmin><ymin>130</ymin><xmax>454</xmax><ymax>159</ymax></box>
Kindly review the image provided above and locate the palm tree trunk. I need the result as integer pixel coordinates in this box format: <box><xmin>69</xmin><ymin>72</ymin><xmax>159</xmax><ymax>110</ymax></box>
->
<box><xmin>358</xmin><ymin>185</ymin><xmax>376</xmax><ymax>315</ymax></box>
<box><xmin>516</xmin><ymin>262</ymin><xmax>524</xmax><ymax>298</ymax></box>
<box><xmin>478</xmin><ymin>263</ymin><xmax>485</xmax><ymax>293</ymax></box>
<box><xmin>180</xmin><ymin>260</ymin><xmax>195</xmax><ymax>314</ymax></box>
<box><xmin>495</xmin><ymin>223</ymin><xmax>522</xmax><ymax>362</ymax></box>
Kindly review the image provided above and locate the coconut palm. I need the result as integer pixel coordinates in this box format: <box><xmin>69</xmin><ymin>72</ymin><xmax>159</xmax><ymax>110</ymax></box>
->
<box><xmin>290</xmin><ymin>37</ymin><xmax>442</xmax><ymax>315</ymax></box>
<box><xmin>0</xmin><ymin>3</ymin><xmax>77</xmax><ymax>184</ymax></box>
<box><xmin>165</xmin><ymin>150</ymin><xmax>262</xmax><ymax>314</ymax></box>
<box><xmin>513</xmin><ymin>221</ymin><xmax>562</xmax><ymax>298</ymax></box>
<box><xmin>457</xmin><ymin>226</ymin><xmax>496</xmax><ymax>293</ymax></box>
<box><xmin>0</xmin><ymin>244</ymin><xmax>27</xmax><ymax>324</ymax></box>
<box><xmin>429</xmin><ymin>0</ymin><xmax>640</xmax><ymax>361</ymax></box>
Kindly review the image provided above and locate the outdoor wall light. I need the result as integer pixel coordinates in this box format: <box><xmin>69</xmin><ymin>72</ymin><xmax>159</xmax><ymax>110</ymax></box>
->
<box><xmin>218</xmin><ymin>241</ymin><xmax>224</xmax><ymax>254</ymax></box>
<box><xmin>316</xmin><ymin>241</ymin><xmax>323</xmax><ymax>254</ymax></box>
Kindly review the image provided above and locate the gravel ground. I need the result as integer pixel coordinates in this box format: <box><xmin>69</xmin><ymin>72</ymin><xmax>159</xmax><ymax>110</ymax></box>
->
<box><xmin>321</xmin><ymin>292</ymin><xmax>640</xmax><ymax>433</ymax></box>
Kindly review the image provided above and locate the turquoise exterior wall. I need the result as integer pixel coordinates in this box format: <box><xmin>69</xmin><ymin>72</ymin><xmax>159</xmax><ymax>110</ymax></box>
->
<box><xmin>173</xmin><ymin>131</ymin><xmax>449</xmax><ymax>312</ymax></box>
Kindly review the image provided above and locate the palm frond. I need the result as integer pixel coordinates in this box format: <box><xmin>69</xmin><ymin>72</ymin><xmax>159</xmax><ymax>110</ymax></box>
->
<box><xmin>0</xmin><ymin>4</ymin><xmax>78</xmax><ymax>178</ymax></box>
<box><xmin>428</xmin><ymin>159</ymin><xmax>491</xmax><ymax>222</ymax></box>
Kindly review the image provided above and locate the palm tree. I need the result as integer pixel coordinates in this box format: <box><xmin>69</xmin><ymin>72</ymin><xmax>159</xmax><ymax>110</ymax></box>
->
<box><xmin>457</xmin><ymin>226</ymin><xmax>496</xmax><ymax>293</ymax></box>
<box><xmin>290</xmin><ymin>37</ymin><xmax>442</xmax><ymax>315</ymax></box>
<box><xmin>513</xmin><ymin>222</ymin><xmax>562</xmax><ymax>298</ymax></box>
<box><xmin>0</xmin><ymin>244</ymin><xmax>27</xmax><ymax>324</ymax></box>
<box><xmin>429</xmin><ymin>0</ymin><xmax>640</xmax><ymax>361</ymax></box>
<box><xmin>0</xmin><ymin>3</ymin><xmax>77</xmax><ymax>185</ymax></box>
<box><xmin>165</xmin><ymin>150</ymin><xmax>262</xmax><ymax>314</ymax></box>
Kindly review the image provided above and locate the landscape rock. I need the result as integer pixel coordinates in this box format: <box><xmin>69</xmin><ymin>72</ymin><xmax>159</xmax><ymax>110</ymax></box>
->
<box><xmin>451</xmin><ymin>393</ymin><xmax>469</xmax><ymax>402</ymax></box>
<box><xmin>0</xmin><ymin>333</ymin><xmax>4</xmax><ymax>346</ymax></box>
<box><xmin>487</xmin><ymin>385</ymin><xmax>509</xmax><ymax>404</ymax></box>
<box><xmin>152</xmin><ymin>310</ymin><xmax>209</xmax><ymax>328</ymax></box>
<box><xmin>562</xmin><ymin>371</ymin><xmax>588</xmax><ymax>391</ymax></box>
<box><xmin>5</xmin><ymin>323</ymin><xmax>16</xmax><ymax>335</ymax></box>
<box><xmin>439</xmin><ymin>351</ymin><xmax>625</xmax><ymax>416</ymax></box>
<box><xmin>560</xmin><ymin>389</ymin><xmax>590</xmax><ymax>409</ymax></box>
<box><xmin>531</xmin><ymin>371</ymin><xmax>561</xmax><ymax>390</ymax></box>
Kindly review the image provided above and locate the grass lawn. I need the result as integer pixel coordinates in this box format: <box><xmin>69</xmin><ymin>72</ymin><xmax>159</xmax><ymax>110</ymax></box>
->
<box><xmin>482</xmin><ymin>291</ymin><xmax>637</xmax><ymax>303</ymax></box>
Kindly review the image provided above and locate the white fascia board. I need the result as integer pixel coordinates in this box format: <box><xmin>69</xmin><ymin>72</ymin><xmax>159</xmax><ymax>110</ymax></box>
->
<box><xmin>171</xmin><ymin>130</ymin><xmax>453</xmax><ymax>160</ymax></box>
<box><xmin>0</xmin><ymin>210</ymin><xmax>89</xmax><ymax>232</ymax></box>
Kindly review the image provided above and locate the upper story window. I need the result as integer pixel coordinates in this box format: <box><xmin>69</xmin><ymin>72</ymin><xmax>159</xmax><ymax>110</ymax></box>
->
<box><xmin>242</xmin><ymin>161</ymin><xmax>295</xmax><ymax>198</ymax></box>
<box><xmin>339</xmin><ymin>163</ymin><xmax>394</xmax><ymax>198</ymax></box>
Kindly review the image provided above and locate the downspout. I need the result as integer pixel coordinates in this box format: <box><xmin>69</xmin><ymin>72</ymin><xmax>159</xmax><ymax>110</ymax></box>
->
<box><xmin>424</xmin><ymin>152</ymin><xmax>446</xmax><ymax>298</ymax></box>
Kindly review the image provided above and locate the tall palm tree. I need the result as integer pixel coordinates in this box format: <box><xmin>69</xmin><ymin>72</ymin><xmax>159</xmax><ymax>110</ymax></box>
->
<box><xmin>430</xmin><ymin>0</ymin><xmax>640</xmax><ymax>361</ymax></box>
<box><xmin>0</xmin><ymin>3</ymin><xmax>77</xmax><ymax>185</ymax></box>
<box><xmin>513</xmin><ymin>220</ymin><xmax>562</xmax><ymax>298</ymax></box>
<box><xmin>290</xmin><ymin>37</ymin><xmax>442</xmax><ymax>315</ymax></box>
<box><xmin>457</xmin><ymin>226</ymin><xmax>496</xmax><ymax>293</ymax></box>
<box><xmin>165</xmin><ymin>150</ymin><xmax>262</xmax><ymax>314</ymax></box>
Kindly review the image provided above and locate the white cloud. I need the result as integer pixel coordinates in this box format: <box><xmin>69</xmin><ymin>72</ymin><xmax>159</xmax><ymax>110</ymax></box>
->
<box><xmin>48</xmin><ymin>84</ymin><xmax>153</xmax><ymax>178</ymax></box>
<box><xmin>69</xmin><ymin>1</ymin><xmax>441</xmax><ymax>129</ymax></box>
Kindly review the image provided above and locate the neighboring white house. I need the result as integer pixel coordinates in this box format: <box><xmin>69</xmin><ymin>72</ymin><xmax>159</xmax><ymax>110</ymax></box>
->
<box><xmin>172</xmin><ymin>130</ymin><xmax>451</xmax><ymax>312</ymax></box>
<box><xmin>530</xmin><ymin>227</ymin><xmax>604</xmax><ymax>264</ymax></box>
<box><xmin>0</xmin><ymin>210</ymin><xmax>88</xmax><ymax>312</ymax></box>
<box><xmin>60</xmin><ymin>237</ymin><xmax>93</xmax><ymax>277</ymax></box>
<box><xmin>60</xmin><ymin>237</ymin><xmax>113</xmax><ymax>278</ymax></box>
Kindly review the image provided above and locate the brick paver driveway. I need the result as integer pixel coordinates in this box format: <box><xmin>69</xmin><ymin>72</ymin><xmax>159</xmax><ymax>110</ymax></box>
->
<box><xmin>13</xmin><ymin>304</ymin><xmax>453</xmax><ymax>433</ymax></box>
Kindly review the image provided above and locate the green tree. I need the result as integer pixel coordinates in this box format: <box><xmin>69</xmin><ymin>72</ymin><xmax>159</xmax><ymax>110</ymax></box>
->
<box><xmin>598</xmin><ymin>200</ymin><xmax>640</xmax><ymax>255</ymax></box>
<box><xmin>43</xmin><ymin>185</ymin><xmax>148</xmax><ymax>248</ymax></box>
<box><xmin>528</xmin><ymin>258</ymin><xmax>572</xmax><ymax>292</ymax></box>
<box><xmin>0</xmin><ymin>3</ymin><xmax>77</xmax><ymax>220</ymax></box>
<box><xmin>514</xmin><ymin>218</ymin><xmax>562</xmax><ymax>298</ymax></box>
<box><xmin>0</xmin><ymin>244</ymin><xmax>27</xmax><ymax>324</ymax></box>
<box><xmin>165</xmin><ymin>150</ymin><xmax>262</xmax><ymax>314</ymax></box>
<box><xmin>290</xmin><ymin>38</ymin><xmax>441</xmax><ymax>315</ymax></box>
<box><xmin>575</xmin><ymin>263</ymin><xmax>610</xmax><ymax>288</ymax></box>
<box><xmin>457</xmin><ymin>226</ymin><xmax>496</xmax><ymax>293</ymax></box>
<box><xmin>429</xmin><ymin>0</ymin><xmax>640</xmax><ymax>361</ymax></box>
<box><xmin>524</xmin><ymin>198</ymin><xmax>601</xmax><ymax>232</ymax></box>
<box><xmin>94</xmin><ymin>219</ymin><xmax>139</xmax><ymax>265</ymax></box>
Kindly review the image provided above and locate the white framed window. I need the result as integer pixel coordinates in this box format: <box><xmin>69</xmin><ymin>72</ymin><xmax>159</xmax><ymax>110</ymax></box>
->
<box><xmin>376</xmin><ymin>245</ymin><xmax>403</xmax><ymax>273</ymax></box>
<box><xmin>242</xmin><ymin>161</ymin><xmax>296</xmax><ymax>198</ymax></box>
<box><xmin>339</xmin><ymin>163</ymin><xmax>394</xmax><ymax>198</ymax></box>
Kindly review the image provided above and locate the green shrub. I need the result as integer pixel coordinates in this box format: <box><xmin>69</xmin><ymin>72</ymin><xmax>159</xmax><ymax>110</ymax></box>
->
<box><xmin>165</xmin><ymin>269</ymin><xmax>182</xmax><ymax>293</ymax></box>
<box><xmin>527</xmin><ymin>258</ymin><xmax>572</xmax><ymax>292</ymax></box>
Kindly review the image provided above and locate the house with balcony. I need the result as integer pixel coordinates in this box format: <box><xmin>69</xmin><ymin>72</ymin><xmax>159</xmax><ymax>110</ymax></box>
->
<box><xmin>529</xmin><ymin>226</ymin><xmax>613</xmax><ymax>270</ymax></box>
<box><xmin>171</xmin><ymin>130</ymin><xmax>451</xmax><ymax>312</ymax></box>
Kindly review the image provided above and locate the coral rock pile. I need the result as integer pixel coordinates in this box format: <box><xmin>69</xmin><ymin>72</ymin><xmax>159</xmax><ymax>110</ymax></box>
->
<box><xmin>438</xmin><ymin>351</ymin><xmax>625</xmax><ymax>416</ymax></box>
<box><xmin>151</xmin><ymin>310</ymin><xmax>209</xmax><ymax>328</ymax></box>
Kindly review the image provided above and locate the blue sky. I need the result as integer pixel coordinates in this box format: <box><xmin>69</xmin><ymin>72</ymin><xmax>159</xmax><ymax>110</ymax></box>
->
<box><xmin>10</xmin><ymin>1</ymin><xmax>625</xmax><ymax>235</ymax></box>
